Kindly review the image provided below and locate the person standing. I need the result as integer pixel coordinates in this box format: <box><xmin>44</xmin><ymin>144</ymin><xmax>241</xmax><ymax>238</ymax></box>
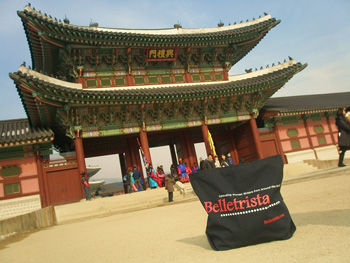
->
<box><xmin>146</xmin><ymin>163</ymin><xmax>159</xmax><ymax>188</ymax></box>
<box><xmin>220</xmin><ymin>154</ymin><xmax>229</xmax><ymax>167</ymax></box>
<box><xmin>199</xmin><ymin>157</ymin><xmax>205</xmax><ymax>170</ymax></box>
<box><xmin>157</xmin><ymin>165</ymin><xmax>165</xmax><ymax>187</ymax></box>
<box><xmin>81</xmin><ymin>172</ymin><xmax>92</xmax><ymax>201</ymax></box>
<box><xmin>124</xmin><ymin>168</ymin><xmax>133</xmax><ymax>193</ymax></box>
<box><xmin>177</xmin><ymin>158</ymin><xmax>190</xmax><ymax>183</ymax></box>
<box><xmin>132</xmin><ymin>165</ymin><xmax>144</xmax><ymax>191</ymax></box>
<box><xmin>129</xmin><ymin>169</ymin><xmax>138</xmax><ymax>192</ymax></box>
<box><xmin>170</xmin><ymin>164</ymin><xmax>179</xmax><ymax>181</ymax></box>
<box><xmin>345</xmin><ymin>107</ymin><xmax>350</xmax><ymax>123</ymax></box>
<box><xmin>165</xmin><ymin>172</ymin><xmax>175</xmax><ymax>202</ymax></box>
<box><xmin>227</xmin><ymin>153</ymin><xmax>234</xmax><ymax>166</ymax></box>
<box><xmin>203</xmin><ymin>153</ymin><xmax>215</xmax><ymax>170</ymax></box>
<box><xmin>335</xmin><ymin>108</ymin><xmax>350</xmax><ymax>167</ymax></box>
<box><xmin>214</xmin><ymin>156</ymin><xmax>221</xmax><ymax>168</ymax></box>
<box><xmin>191</xmin><ymin>162</ymin><xmax>199</xmax><ymax>173</ymax></box>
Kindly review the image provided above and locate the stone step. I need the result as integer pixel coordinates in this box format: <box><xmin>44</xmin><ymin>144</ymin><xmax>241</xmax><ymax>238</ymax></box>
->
<box><xmin>54</xmin><ymin>185</ymin><xmax>197</xmax><ymax>224</ymax></box>
<box><xmin>283</xmin><ymin>162</ymin><xmax>319</xmax><ymax>177</ymax></box>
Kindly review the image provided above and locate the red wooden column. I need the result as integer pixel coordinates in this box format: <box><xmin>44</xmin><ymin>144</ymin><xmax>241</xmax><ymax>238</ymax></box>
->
<box><xmin>74</xmin><ymin>130</ymin><xmax>87</xmax><ymax>179</ymax></box>
<box><xmin>119</xmin><ymin>153</ymin><xmax>128</xmax><ymax>193</ymax></box>
<box><xmin>184</xmin><ymin>132</ymin><xmax>197</xmax><ymax>167</ymax></box>
<box><xmin>125</xmin><ymin>148</ymin><xmax>133</xmax><ymax>172</ymax></box>
<box><xmin>139</xmin><ymin>130</ymin><xmax>152</xmax><ymax>165</ymax></box>
<box><xmin>36</xmin><ymin>150</ymin><xmax>47</xmax><ymax>207</ymax></box>
<box><xmin>133</xmin><ymin>145</ymin><xmax>146</xmax><ymax>189</ymax></box>
<box><xmin>127</xmin><ymin>138</ymin><xmax>137</xmax><ymax>168</ymax></box>
<box><xmin>227</xmin><ymin>134</ymin><xmax>239</xmax><ymax>165</ymax></box>
<box><xmin>201</xmin><ymin>123</ymin><xmax>212</xmax><ymax>156</ymax></box>
<box><xmin>179</xmin><ymin>133</ymin><xmax>190</xmax><ymax>166</ymax></box>
<box><xmin>249</xmin><ymin>118</ymin><xmax>263</xmax><ymax>159</ymax></box>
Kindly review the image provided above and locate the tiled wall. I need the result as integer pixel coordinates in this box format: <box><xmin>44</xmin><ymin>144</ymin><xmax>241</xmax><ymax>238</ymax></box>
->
<box><xmin>0</xmin><ymin>194</ymin><xmax>41</xmax><ymax>220</ymax></box>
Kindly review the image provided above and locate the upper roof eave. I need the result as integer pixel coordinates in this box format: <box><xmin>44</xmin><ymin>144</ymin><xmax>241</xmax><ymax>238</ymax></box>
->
<box><xmin>19</xmin><ymin>5</ymin><xmax>278</xmax><ymax>38</ymax></box>
<box><xmin>10</xmin><ymin>60</ymin><xmax>307</xmax><ymax>103</ymax></box>
<box><xmin>12</xmin><ymin>60</ymin><xmax>304</xmax><ymax>94</ymax></box>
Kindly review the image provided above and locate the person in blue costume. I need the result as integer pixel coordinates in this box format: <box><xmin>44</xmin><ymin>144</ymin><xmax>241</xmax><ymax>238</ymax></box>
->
<box><xmin>146</xmin><ymin>163</ymin><xmax>159</xmax><ymax>188</ymax></box>
<box><xmin>132</xmin><ymin>165</ymin><xmax>144</xmax><ymax>191</ymax></box>
<box><xmin>176</xmin><ymin>158</ymin><xmax>190</xmax><ymax>183</ymax></box>
<box><xmin>191</xmin><ymin>162</ymin><xmax>199</xmax><ymax>173</ymax></box>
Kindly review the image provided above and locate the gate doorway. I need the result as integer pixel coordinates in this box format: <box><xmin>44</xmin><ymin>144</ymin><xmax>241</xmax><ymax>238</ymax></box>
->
<box><xmin>46</xmin><ymin>168</ymin><xmax>82</xmax><ymax>206</ymax></box>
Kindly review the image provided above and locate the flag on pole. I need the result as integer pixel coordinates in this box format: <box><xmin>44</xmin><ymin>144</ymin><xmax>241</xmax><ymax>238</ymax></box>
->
<box><xmin>208</xmin><ymin>129</ymin><xmax>217</xmax><ymax>156</ymax></box>
<box><xmin>137</xmin><ymin>138</ymin><xmax>149</xmax><ymax>166</ymax></box>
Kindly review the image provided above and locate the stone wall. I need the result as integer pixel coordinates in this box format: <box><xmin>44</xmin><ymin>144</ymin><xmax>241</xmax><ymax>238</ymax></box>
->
<box><xmin>0</xmin><ymin>195</ymin><xmax>41</xmax><ymax>220</ymax></box>
<box><xmin>0</xmin><ymin>206</ymin><xmax>56</xmax><ymax>239</ymax></box>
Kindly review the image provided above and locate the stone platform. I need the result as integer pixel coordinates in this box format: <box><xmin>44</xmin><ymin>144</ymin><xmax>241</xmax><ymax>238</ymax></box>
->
<box><xmin>54</xmin><ymin>164</ymin><xmax>350</xmax><ymax>224</ymax></box>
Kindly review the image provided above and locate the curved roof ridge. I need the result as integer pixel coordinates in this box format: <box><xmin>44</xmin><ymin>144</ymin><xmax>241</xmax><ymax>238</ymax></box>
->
<box><xmin>228</xmin><ymin>60</ymin><xmax>298</xmax><ymax>82</ymax></box>
<box><xmin>16</xmin><ymin>66</ymin><xmax>82</xmax><ymax>89</ymax></box>
<box><xmin>13</xmin><ymin>60</ymin><xmax>302</xmax><ymax>92</ymax></box>
<box><xmin>22</xmin><ymin>5</ymin><xmax>273</xmax><ymax>35</ymax></box>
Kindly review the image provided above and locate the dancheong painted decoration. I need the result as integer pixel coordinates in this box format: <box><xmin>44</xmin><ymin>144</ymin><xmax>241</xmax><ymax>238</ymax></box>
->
<box><xmin>10</xmin><ymin>5</ymin><xmax>307</xmax><ymax>154</ymax></box>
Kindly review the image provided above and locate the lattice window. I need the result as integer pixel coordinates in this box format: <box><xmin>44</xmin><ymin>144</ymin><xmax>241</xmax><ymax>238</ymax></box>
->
<box><xmin>100</xmin><ymin>78</ymin><xmax>112</xmax><ymax>87</ymax></box>
<box><xmin>287</xmin><ymin>128</ymin><xmax>299</xmax><ymax>137</ymax></box>
<box><xmin>313</xmin><ymin>125</ymin><xmax>324</xmax><ymax>134</ymax></box>
<box><xmin>203</xmin><ymin>73</ymin><xmax>212</xmax><ymax>81</ymax></box>
<box><xmin>161</xmin><ymin>75</ymin><xmax>172</xmax><ymax>83</ymax></box>
<box><xmin>214</xmin><ymin>73</ymin><xmax>224</xmax><ymax>81</ymax></box>
<box><xmin>317</xmin><ymin>136</ymin><xmax>326</xmax><ymax>145</ymax></box>
<box><xmin>191</xmin><ymin>74</ymin><xmax>201</xmax><ymax>82</ymax></box>
<box><xmin>174</xmin><ymin>75</ymin><xmax>185</xmax><ymax>83</ymax></box>
<box><xmin>291</xmin><ymin>140</ymin><xmax>301</xmax><ymax>149</ymax></box>
<box><xmin>5</xmin><ymin>183</ymin><xmax>20</xmax><ymax>195</ymax></box>
<box><xmin>86</xmin><ymin>79</ymin><xmax>98</xmax><ymax>88</ymax></box>
<box><xmin>148</xmin><ymin>76</ymin><xmax>159</xmax><ymax>84</ymax></box>
<box><xmin>114</xmin><ymin>77</ymin><xmax>125</xmax><ymax>86</ymax></box>
<box><xmin>134</xmin><ymin>76</ymin><xmax>146</xmax><ymax>85</ymax></box>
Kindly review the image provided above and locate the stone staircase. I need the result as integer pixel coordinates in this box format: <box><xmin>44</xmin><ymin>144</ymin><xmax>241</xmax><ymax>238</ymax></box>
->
<box><xmin>283</xmin><ymin>162</ymin><xmax>319</xmax><ymax>177</ymax></box>
<box><xmin>54</xmin><ymin>182</ymin><xmax>197</xmax><ymax>224</ymax></box>
<box><xmin>54</xmin><ymin>156</ymin><xmax>350</xmax><ymax>225</ymax></box>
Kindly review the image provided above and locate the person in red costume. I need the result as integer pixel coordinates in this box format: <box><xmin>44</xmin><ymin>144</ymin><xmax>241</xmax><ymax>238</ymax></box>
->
<box><xmin>177</xmin><ymin>158</ymin><xmax>190</xmax><ymax>183</ymax></box>
<box><xmin>146</xmin><ymin>163</ymin><xmax>161</xmax><ymax>188</ymax></box>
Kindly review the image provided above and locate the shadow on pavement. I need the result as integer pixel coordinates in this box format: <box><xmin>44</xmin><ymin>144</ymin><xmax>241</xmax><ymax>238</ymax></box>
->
<box><xmin>177</xmin><ymin>235</ymin><xmax>212</xmax><ymax>250</ymax></box>
<box><xmin>292</xmin><ymin>209</ymin><xmax>350</xmax><ymax>227</ymax></box>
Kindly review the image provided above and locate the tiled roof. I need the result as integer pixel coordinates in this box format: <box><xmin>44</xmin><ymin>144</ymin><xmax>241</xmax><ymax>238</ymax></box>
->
<box><xmin>10</xmin><ymin>61</ymin><xmax>307</xmax><ymax>104</ymax></box>
<box><xmin>0</xmin><ymin>118</ymin><xmax>54</xmax><ymax>147</ymax></box>
<box><xmin>262</xmin><ymin>92</ymin><xmax>350</xmax><ymax>113</ymax></box>
<box><xmin>19</xmin><ymin>5</ymin><xmax>278</xmax><ymax>40</ymax></box>
<box><xmin>17</xmin><ymin>5</ymin><xmax>280</xmax><ymax>74</ymax></box>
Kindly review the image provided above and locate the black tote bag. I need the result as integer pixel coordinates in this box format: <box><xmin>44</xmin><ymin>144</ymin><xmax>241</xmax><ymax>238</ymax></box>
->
<box><xmin>189</xmin><ymin>155</ymin><xmax>296</xmax><ymax>250</ymax></box>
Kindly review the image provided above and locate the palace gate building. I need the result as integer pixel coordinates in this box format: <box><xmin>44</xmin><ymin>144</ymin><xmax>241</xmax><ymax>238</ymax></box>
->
<box><xmin>4</xmin><ymin>4</ymin><xmax>338</xmax><ymax>215</ymax></box>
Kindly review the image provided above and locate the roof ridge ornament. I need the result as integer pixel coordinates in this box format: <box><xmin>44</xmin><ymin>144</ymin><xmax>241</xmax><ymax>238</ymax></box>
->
<box><xmin>63</xmin><ymin>15</ymin><xmax>70</xmax><ymax>24</ymax></box>
<box><xmin>174</xmin><ymin>21</ymin><xmax>182</xmax><ymax>29</ymax></box>
<box><xmin>89</xmin><ymin>19</ymin><xmax>98</xmax><ymax>27</ymax></box>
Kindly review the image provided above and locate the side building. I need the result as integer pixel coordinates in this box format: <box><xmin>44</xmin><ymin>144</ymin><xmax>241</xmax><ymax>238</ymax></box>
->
<box><xmin>258</xmin><ymin>92</ymin><xmax>350</xmax><ymax>164</ymax></box>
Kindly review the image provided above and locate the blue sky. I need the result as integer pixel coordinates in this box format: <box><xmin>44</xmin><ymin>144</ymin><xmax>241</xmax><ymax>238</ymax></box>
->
<box><xmin>0</xmin><ymin>0</ymin><xmax>349</xmax><ymax>180</ymax></box>
<box><xmin>1</xmin><ymin>0</ymin><xmax>349</xmax><ymax>121</ymax></box>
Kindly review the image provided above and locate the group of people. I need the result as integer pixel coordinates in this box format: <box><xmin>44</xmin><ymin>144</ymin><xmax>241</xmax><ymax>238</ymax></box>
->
<box><xmin>199</xmin><ymin>153</ymin><xmax>234</xmax><ymax>170</ymax></box>
<box><xmin>124</xmin><ymin>165</ymin><xmax>145</xmax><ymax>193</ymax></box>
<box><xmin>123</xmin><ymin>152</ymin><xmax>235</xmax><ymax>201</ymax></box>
<box><xmin>336</xmin><ymin>107</ymin><xmax>350</xmax><ymax>167</ymax></box>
